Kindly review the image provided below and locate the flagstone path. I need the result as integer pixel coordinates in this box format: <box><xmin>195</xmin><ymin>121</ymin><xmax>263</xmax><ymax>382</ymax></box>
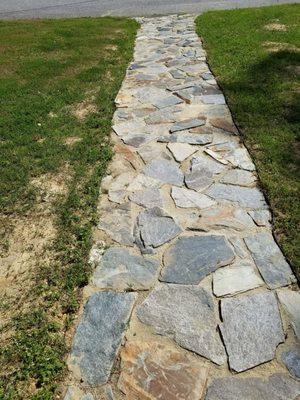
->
<box><xmin>64</xmin><ymin>15</ymin><xmax>300</xmax><ymax>400</ymax></box>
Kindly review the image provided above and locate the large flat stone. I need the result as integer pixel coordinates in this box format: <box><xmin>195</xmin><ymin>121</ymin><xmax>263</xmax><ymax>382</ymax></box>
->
<box><xmin>190</xmin><ymin>206</ymin><xmax>255</xmax><ymax>232</ymax></box>
<box><xmin>136</xmin><ymin>207</ymin><xmax>182</xmax><ymax>249</ymax></box>
<box><xmin>118</xmin><ymin>340</ymin><xmax>209</xmax><ymax>400</ymax></box>
<box><xmin>220</xmin><ymin>169</ymin><xmax>256</xmax><ymax>187</ymax></box>
<box><xmin>213</xmin><ymin>260</ymin><xmax>264</xmax><ymax>297</ymax></box>
<box><xmin>98</xmin><ymin>205</ymin><xmax>134</xmax><ymax>246</ymax></box>
<box><xmin>220</xmin><ymin>291</ymin><xmax>284</xmax><ymax>372</ymax></box>
<box><xmin>245</xmin><ymin>232</ymin><xmax>296</xmax><ymax>289</ymax></box>
<box><xmin>108</xmin><ymin>172</ymin><xmax>136</xmax><ymax>204</ymax></box>
<box><xmin>152</xmin><ymin>95</ymin><xmax>184</xmax><ymax>109</ymax></box>
<box><xmin>68</xmin><ymin>292</ymin><xmax>136</xmax><ymax>385</ymax></box>
<box><xmin>143</xmin><ymin>159</ymin><xmax>184</xmax><ymax>186</ymax></box>
<box><xmin>129</xmin><ymin>188</ymin><xmax>163</xmax><ymax>208</ymax></box>
<box><xmin>205</xmin><ymin>374</ymin><xmax>300</xmax><ymax>400</ymax></box>
<box><xmin>185</xmin><ymin>169</ymin><xmax>214</xmax><ymax>191</ymax></box>
<box><xmin>171</xmin><ymin>186</ymin><xmax>216</xmax><ymax>209</ymax></box>
<box><xmin>277</xmin><ymin>289</ymin><xmax>300</xmax><ymax>340</ymax></box>
<box><xmin>158</xmin><ymin>132</ymin><xmax>213</xmax><ymax>145</ymax></box>
<box><xmin>136</xmin><ymin>284</ymin><xmax>226</xmax><ymax>365</ymax></box>
<box><xmin>161</xmin><ymin>235</ymin><xmax>235</xmax><ymax>284</ymax></box>
<box><xmin>167</xmin><ymin>142</ymin><xmax>197</xmax><ymax>162</ymax></box>
<box><xmin>92</xmin><ymin>247</ymin><xmax>159</xmax><ymax>290</ymax></box>
<box><xmin>282</xmin><ymin>346</ymin><xmax>300</xmax><ymax>379</ymax></box>
<box><xmin>137</xmin><ymin>143</ymin><xmax>172</xmax><ymax>164</ymax></box>
<box><xmin>191</xmin><ymin>154</ymin><xmax>226</xmax><ymax>174</ymax></box>
<box><xmin>206</xmin><ymin>183</ymin><xmax>267</xmax><ymax>209</ymax></box>
<box><xmin>170</xmin><ymin>118</ymin><xmax>206</xmax><ymax>133</ymax></box>
<box><xmin>127</xmin><ymin>174</ymin><xmax>161</xmax><ymax>192</ymax></box>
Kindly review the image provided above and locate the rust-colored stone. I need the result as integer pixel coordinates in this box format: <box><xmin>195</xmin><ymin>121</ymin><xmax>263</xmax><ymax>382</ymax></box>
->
<box><xmin>118</xmin><ymin>340</ymin><xmax>208</xmax><ymax>400</ymax></box>
<box><xmin>210</xmin><ymin>117</ymin><xmax>238</xmax><ymax>134</ymax></box>
<box><xmin>114</xmin><ymin>143</ymin><xmax>143</xmax><ymax>170</ymax></box>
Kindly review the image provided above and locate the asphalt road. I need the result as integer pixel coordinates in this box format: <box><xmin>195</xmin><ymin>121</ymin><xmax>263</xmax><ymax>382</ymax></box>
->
<box><xmin>0</xmin><ymin>0</ymin><xmax>297</xmax><ymax>19</ymax></box>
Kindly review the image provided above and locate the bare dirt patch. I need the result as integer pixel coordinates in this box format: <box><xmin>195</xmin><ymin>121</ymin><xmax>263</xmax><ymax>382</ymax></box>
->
<box><xmin>264</xmin><ymin>22</ymin><xmax>287</xmax><ymax>32</ymax></box>
<box><xmin>64</xmin><ymin>136</ymin><xmax>83</xmax><ymax>146</ymax></box>
<box><xmin>71</xmin><ymin>97</ymin><xmax>97</xmax><ymax>120</ymax></box>
<box><xmin>263</xmin><ymin>41</ymin><xmax>299</xmax><ymax>53</ymax></box>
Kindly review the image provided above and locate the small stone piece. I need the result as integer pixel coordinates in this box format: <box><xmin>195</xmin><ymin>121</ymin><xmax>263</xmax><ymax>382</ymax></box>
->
<box><xmin>136</xmin><ymin>207</ymin><xmax>182</xmax><ymax>249</ymax></box>
<box><xmin>220</xmin><ymin>169</ymin><xmax>256</xmax><ymax>187</ymax></box>
<box><xmin>129</xmin><ymin>188</ymin><xmax>163</xmax><ymax>208</ymax></box>
<box><xmin>161</xmin><ymin>235</ymin><xmax>235</xmax><ymax>284</ymax></box>
<box><xmin>92</xmin><ymin>247</ymin><xmax>159</xmax><ymax>290</ymax></box>
<box><xmin>282</xmin><ymin>346</ymin><xmax>300</xmax><ymax>379</ymax></box>
<box><xmin>171</xmin><ymin>186</ymin><xmax>216</xmax><ymax>209</ymax></box>
<box><xmin>137</xmin><ymin>143</ymin><xmax>171</xmax><ymax>163</ymax></box>
<box><xmin>167</xmin><ymin>142</ymin><xmax>197</xmax><ymax>162</ymax></box>
<box><xmin>248</xmin><ymin>209</ymin><xmax>271</xmax><ymax>226</ymax></box>
<box><xmin>206</xmin><ymin>183</ymin><xmax>267</xmax><ymax>209</ymax></box>
<box><xmin>245</xmin><ymin>232</ymin><xmax>295</xmax><ymax>289</ymax></box>
<box><xmin>121</xmin><ymin>133</ymin><xmax>154</xmax><ymax>148</ymax></box>
<box><xmin>170</xmin><ymin>69</ymin><xmax>186</xmax><ymax>79</ymax></box>
<box><xmin>118</xmin><ymin>340</ymin><xmax>209</xmax><ymax>400</ymax></box>
<box><xmin>205</xmin><ymin>148</ymin><xmax>229</xmax><ymax>165</ymax></box>
<box><xmin>185</xmin><ymin>169</ymin><xmax>213</xmax><ymax>191</ymax></box>
<box><xmin>170</xmin><ymin>118</ymin><xmax>206</xmax><ymax>133</ymax></box>
<box><xmin>220</xmin><ymin>291</ymin><xmax>284</xmax><ymax>372</ymax></box>
<box><xmin>98</xmin><ymin>205</ymin><xmax>134</xmax><ymax>246</ymax></box>
<box><xmin>277</xmin><ymin>289</ymin><xmax>300</xmax><ymax>340</ymax></box>
<box><xmin>213</xmin><ymin>260</ymin><xmax>264</xmax><ymax>297</ymax></box>
<box><xmin>205</xmin><ymin>374</ymin><xmax>300</xmax><ymax>400</ymax></box>
<box><xmin>68</xmin><ymin>292</ymin><xmax>136</xmax><ymax>385</ymax></box>
<box><xmin>143</xmin><ymin>159</ymin><xmax>184</xmax><ymax>186</ymax></box>
<box><xmin>136</xmin><ymin>284</ymin><xmax>226</xmax><ymax>365</ymax></box>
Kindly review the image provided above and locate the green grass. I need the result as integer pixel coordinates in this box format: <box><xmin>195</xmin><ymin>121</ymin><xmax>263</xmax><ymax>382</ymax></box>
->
<box><xmin>196</xmin><ymin>4</ymin><xmax>300</xmax><ymax>278</ymax></box>
<box><xmin>0</xmin><ymin>17</ymin><xmax>138</xmax><ymax>399</ymax></box>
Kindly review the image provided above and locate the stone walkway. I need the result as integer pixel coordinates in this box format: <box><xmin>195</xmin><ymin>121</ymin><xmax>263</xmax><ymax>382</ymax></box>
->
<box><xmin>64</xmin><ymin>15</ymin><xmax>300</xmax><ymax>400</ymax></box>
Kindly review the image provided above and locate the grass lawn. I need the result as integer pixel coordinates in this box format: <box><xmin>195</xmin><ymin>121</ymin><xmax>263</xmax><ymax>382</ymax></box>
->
<box><xmin>0</xmin><ymin>17</ymin><xmax>138</xmax><ymax>399</ymax></box>
<box><xmin>196</xmin><ymin>4</ymin><xmax>300</xmax><ymax>279</ymax></box>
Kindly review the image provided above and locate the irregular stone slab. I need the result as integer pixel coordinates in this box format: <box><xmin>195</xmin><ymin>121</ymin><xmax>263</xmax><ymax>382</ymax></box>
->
<box><xmin>121</xmin><ymin>133</ymin><xmax>155</xmax><ymax>148</ymax></box>
<box><xmin>170</xmin><ymin>118</ymin><xmax>206</xmax><ymax>133</ymax></box>
<box><xmin>161</xmin><ymin>235</ymin><xmax>235</xmax><ymax>284</ymax></box>
<box><xmin>118</xmin><ymin>340</ymin><xmax>209</xmax><ymax>400</ymax></box>
<box><xmin>158</xmin><ymin>132</ymin><xmax>213</xmax><ymax>145</ymax></box>
<box><xmin>190</xmin><ymin>206</ymin><xmax>255</xmax><ymax>232</ymax></box>
<box><xmin>167</xmin><ymin>142</ymin><xmax>197</xmax><ymax>162</ymax></box>
<box><xmin>152</xmin><ymin>95</ymin><xmax>183</xmax><ymax>109</ymax></box>
<box><xmin>206</xmin><ymin>183</ymin><xmax>267</xmax><ymax>209</ymax></box>
<box><xmin>277</xmin><ymin>289</ymin><xmax>300</xmax><ymax>339</ymax></box>
<box><xmin>248</xmin><ymin>209</ymin><xmax>271</xmax><ymax>226</ymax></box>
<box><xmin>92</xmin><ymin>247</ymin><xmax>159</xmax><ymax>290</ymax></box>
<box><xmin>213</xmin><ymin>260</ymin><xmax>264</xmax><ymax>297</ymax></box>
<box><xmin>171</xmin><ymin>186</ymin><xmax>216</xmax><ymax>209</ymax></box>
<box><xmin>205</xmin><ymin>374</ymin><xmax>300</xmax><ymax>400</ymax></box>
<box><xmin>138</xmin><ymin>143</ymin><xmax>174</xmax><ymax>164</ymax></box>
<box><xmin>245</xmin><ymin>232</ymin><xmax>296</xmax><ymax>289</ymax></box>
<box><xmin>201</xmin><ymin>94</ymin><xmax>225</xmax><ymax>104</ymax></box>
<box><xmin>127</xmin><ymin>174</ymin><xmax>161</xmax><ymax>192</ymax></box>
<box><xmin>210</xmin><ymin>117</ymin><xmax>238</xmax><ymax>134</ymax></box>
<box><xmin>108</xmin><ymin>172</ymin><xmax>136</xmax><ymax>204</ymax></box>
<box><xmin>170</xmin><ymin>69</ymin><xmax>186</xmax><ymax>79</ymax></box>
<box><xmin>220</xmin><ymin>169</ymin><xmax>256</xmax><ymax>187</ymax></box>
<box><xmin>229</xmin><ymin>236</ymin><xmax>249</xmax><ymax>259</ymax></box>
<box><xmin>98</xmin><ymin>205</ymin><xmax>134</xmax><ymax>246</ymax></box>
<box><xmin>205</xmin><ymin>148</ymin><xmax>229</xmax><ymax>165</ymax></box>
<box><xmin>112</xmin><ymin>120</ymin><xmax>146</xmax><ymax>137</ymax></box>
<box><xmin>220</xmin><ymin>291</ymin><xmax>284</xmax><ymax>372</ymax></box>
<box><xmin>136</xmin><ymin>207</ymin><xmax>182</xmax><ymax>249</ymax></box>
<box><xmin>282</xmin><ymin>346</ymin><xmax>300</xmax><ymax>379</ymax></box>
<box><xmin>185</xmin><ymin>169</ymin><xmax>213</xmax><ymax>191</ymax></box>
<box><xmin>136</xmin><ymin>284</ymin><xmax>226</xmax><ymax>365</ymax></box>
<box><xmin>227</xmin><ymin>147</ymin><xmax>255</xmax><ymax>171</ymax></box>
<box><xmin>191</xmin><ymin>154</ymin><xmax>226</xmax><ymax>174</ymax></box>
<box><xmin>143</xmin><ymin>159</ymin><xmax>184</xmax><ymax>186</ymax></box>
<box><xmin>129</xmin><ymin>188</ymin><xmax>163</xmax><ymax>208</ymax></box>
<box><xmin>145</xmin><ymin>109</ymin><xmax>177</xmax><ymax>124</ymax></box>
<box><xmin>68</xmin><ymin>292</ymin><xmax>136</xmax><ymax>385</ymax></box>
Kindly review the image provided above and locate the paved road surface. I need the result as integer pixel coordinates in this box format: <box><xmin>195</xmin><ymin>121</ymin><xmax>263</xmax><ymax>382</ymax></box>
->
<box><xmin>0</xmin><ymin>0</ymin><xmax>297</xmax><ymax>19</ymax></box>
